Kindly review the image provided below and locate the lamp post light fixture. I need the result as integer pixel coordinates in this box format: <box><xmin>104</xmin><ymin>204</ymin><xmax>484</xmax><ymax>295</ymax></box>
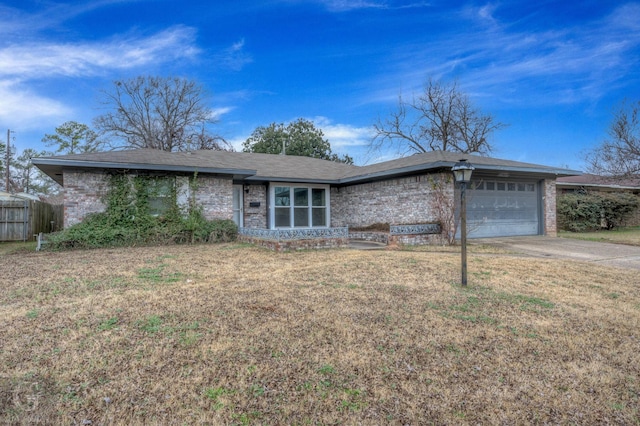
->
<box><xmin>451</xmin><ymin>159</ymin><xmax>475</xmax><ymax>286</ymax></box>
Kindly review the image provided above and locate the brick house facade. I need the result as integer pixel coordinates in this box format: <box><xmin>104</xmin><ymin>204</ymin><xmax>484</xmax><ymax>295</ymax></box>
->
<box><xmin>35</xmin><ymin>149</ymin><xmax>578</xmax><ymax>248</ymax></box>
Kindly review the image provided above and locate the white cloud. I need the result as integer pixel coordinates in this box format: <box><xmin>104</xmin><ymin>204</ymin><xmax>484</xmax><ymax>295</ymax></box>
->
<box><xmin>228</xmin><ymin>136</ymin><xmax>248</xmax><ymax>152</ymax></box>
<box><xmin>0</xmin><ymin>26</ymin><xmax>200</xmax><ymax>78</ymax></box>
<box><xmin>0</xmin><ymin>1</ymin><xmax>142</xmax><ymax>36</ymax></box>
<box><xmin>320</xmin><ymin>0</ymin><xmax>385</xmax><ymax>12</ymax></box>
<box><xmin>315</xmin><ymin>0</ymin><xmax>430</xmax><ymax>12</ymax></box>
<box><xmin>312</xmin><ymin>116</ymin><xmax>373</xmax><ymax>149</ymax></box>
<box><xmin>214</xmin><ymin>39</ymin><xmax>253</xmax><ymax>71</ymax></box>
<box><xmin>0</xmin><ymin>80</ymin><xmax>73</xmax><ymax>130</ymax></box>
<box><xmin>210</xmin><ymin>106</ymin><xmax>235</xmax><ymax>121</ymax></box>
<box><xmin>369</xmin><ymin>3</ymin><xmax>640</xmax><ymax>107</ymax></box>
<box><xmin>0</xmin><ymin>25</ymin><xmax>203</xmax><ymax>129</ymax></box>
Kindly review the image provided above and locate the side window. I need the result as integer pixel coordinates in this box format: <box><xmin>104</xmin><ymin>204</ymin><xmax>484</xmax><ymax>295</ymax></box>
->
<box><xmin>148</xmin><ymin>177</ymin><xmax>175</xmax><ymax>216</ymax></box>
<box><xmin>274</xmin><ymin>186</ymin><xmax>291</xmax><ymax>227</ymax></box>
<box><xmin>312</xmin><ymin>188</ymin><xmax>327</xmax><ymax>227</ymax></box>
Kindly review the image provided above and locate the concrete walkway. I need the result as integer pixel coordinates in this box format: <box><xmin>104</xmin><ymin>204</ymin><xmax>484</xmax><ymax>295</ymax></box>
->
<box><xmin>472</xmin><ymin>236</ymin><xmax>640</xmax><ymax>270</ymax></box>
<box><xmin>348</xmin><ymin>240</ymin><xmax>388</xmax><ymax>250</ymax></box>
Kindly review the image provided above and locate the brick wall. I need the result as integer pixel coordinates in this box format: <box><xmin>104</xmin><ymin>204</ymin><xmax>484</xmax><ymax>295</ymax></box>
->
<box><xmin>193</xmin><ymin>176</ymin><xmax>233</xmax><ymax>221</ymax></box>
<box><xmin>542</xmin><ymin>179</ymin><xmax>557</xmax><ymax>236</ymax></box>
<box><xmin>243</xmin><ymin>184</ymin><xmax>267</xmax><ymax>228</ymax></box>
<box><xmin>62</xmin><ymin>171</ymin><xmax>234</xmax><ymax>227</ymax></box>
<box><xmin>331</xmin><ymin>173</ymin><xmax>451</xmax><ymax>228</ymax></box>
<box><xmin>63</xmin><ymin>171</ymin><xmax>110</xmax><ymax>227</ymax></box>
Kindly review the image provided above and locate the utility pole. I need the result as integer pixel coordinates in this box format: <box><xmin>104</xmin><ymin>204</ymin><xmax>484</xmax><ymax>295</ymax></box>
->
<box><xmin>5</xmin><ymin>129</ymin><xmax>10</xmax><ymax>192</ymax></box>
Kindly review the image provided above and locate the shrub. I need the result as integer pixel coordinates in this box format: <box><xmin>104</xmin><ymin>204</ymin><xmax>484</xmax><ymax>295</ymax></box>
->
<box><xmin>47</xmin><ymin>173</ymin><xmax>237</xmax><ymax>250</ymax></box>
<box><xmin>599</xmin><ymin>193</ymin><xmax>639</xmax><ymax>229</ymax></box>
<box><xmin>557</xmin><ymin>192</ymin><xmax>639</xmax><ymax>232</ymax></box>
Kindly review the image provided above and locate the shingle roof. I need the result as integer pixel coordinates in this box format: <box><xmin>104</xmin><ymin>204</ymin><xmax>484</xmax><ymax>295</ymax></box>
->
<box><xmin>33</xmin><ymin>149</ymin><xmax>581</xmax><ymax>186</ymax></box>
<box><xmin>557</xmin><ymin>174</ymin><xmax>640</xmax><ymax>189</ymax></box>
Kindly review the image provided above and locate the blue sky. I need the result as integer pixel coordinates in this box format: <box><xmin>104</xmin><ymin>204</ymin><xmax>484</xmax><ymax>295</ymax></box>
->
<box><xmin>1</xmin><ymin>0</ymin><xmax>639</xmax><ymax>170</ymax></box>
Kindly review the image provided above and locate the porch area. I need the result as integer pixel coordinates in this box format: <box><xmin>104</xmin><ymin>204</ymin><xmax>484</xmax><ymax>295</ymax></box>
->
<box><xmin>237</xmin><ymin>223</ymin><xmax>443</xmax><ymax>252</ymax></box>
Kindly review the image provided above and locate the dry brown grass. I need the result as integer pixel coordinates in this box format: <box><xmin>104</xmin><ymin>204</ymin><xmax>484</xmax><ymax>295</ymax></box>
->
<box><xmin>1</xmin><ymin>243</ymin><xmax>639</xmax><ymax>425</ymax></box>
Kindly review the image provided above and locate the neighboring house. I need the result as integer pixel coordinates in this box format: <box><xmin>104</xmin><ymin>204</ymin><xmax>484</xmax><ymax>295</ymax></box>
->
<box><xmin>557</xmin><ymin>174</ymin><xmax>640</xmax><ymax>195</ymax></box>
<box><xmin>557</xmin><ymin>174</ymin><xmax>640</xmax><ymax>226</ymax></box>
<box><xmin>33</xmin><ymin>149</ymin><xmax>579</xmax><ymax>249</ymax></box>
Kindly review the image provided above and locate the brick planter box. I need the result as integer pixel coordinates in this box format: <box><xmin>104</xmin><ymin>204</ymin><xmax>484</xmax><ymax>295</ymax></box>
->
<box><xmin>238</xmin><ymin>227</ymin><xmax>349</xmax><ymax>252</ymax></box>
<box><xmin>350</xmin><ymin>223</ymin><xmax>444</xmax><ymax>247</ymax></box>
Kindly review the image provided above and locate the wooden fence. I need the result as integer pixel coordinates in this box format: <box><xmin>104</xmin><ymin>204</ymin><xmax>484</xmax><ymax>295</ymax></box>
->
<box><xmin>0</xmin><ymin>199</ymin><xmax>63</xmax><ymax>242</ymax></box>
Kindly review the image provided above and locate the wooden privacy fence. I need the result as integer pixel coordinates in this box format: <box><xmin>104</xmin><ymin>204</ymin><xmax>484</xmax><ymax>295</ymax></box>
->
<box><xmin>0</xmin><ymin>199</ymin><xmax>63</xmax><ymax>242</ymax></box>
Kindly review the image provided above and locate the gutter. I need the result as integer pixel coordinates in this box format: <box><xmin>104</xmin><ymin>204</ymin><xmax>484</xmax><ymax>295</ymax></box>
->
<box><xmin>32</xmin><ymin>158</ymin><xmax>257</xmax><ymax>181</ymax></box>
<box><xmin>336</xmin><ymin>161</ymin><xmax>582</xmax><ymax>184</ymax></box>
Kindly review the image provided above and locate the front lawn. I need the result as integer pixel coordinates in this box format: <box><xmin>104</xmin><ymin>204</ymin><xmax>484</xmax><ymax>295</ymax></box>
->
<box><xmin>0</xmin><ymin>241</ymin><xmax>37</xmax><ymax>255</ymax></box>
<box><xmin>560</xmin><ymin>226</ymin><xmax>640</xmax><ymax>246</ymax></box>
<box><xmin>1</xmin><ymin>244</ymin><xmax>638</xmax><ymax>424</ymax></box>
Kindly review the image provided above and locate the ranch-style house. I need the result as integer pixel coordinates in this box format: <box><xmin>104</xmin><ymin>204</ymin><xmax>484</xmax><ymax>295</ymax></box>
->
<box><xmin>34</xmin><ymin>149</ymin><xmax>580</xmax><ymax>250</ymax></box>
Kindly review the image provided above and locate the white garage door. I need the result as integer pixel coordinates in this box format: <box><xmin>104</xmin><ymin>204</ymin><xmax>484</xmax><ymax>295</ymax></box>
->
<box><xmin>466</xmin><ymin>180</ymin><xmax>540</xmax><ymax>238</ymax></box>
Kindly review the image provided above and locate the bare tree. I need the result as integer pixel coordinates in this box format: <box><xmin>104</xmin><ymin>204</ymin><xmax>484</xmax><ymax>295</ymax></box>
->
<box><xmin>94</xmin><ymin>76</ymin><xmax>230</xmax><ymax>152</ymax></box>
<box><xmin>587</xmin><ymin>100</ymin><xmax>640</xmax><ymax>178</ymax></box>
<box><xmin>372</xmin><ymin>78</ymin><xmax>506</xmax><ymax>156</ymax></box>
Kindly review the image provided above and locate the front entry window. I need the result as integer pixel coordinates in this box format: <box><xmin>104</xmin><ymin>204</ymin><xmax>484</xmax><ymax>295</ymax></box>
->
<box><xmin>271</xmin><ymin>185</ymin><xmax>328</xmax><ymax>228</ymax></box>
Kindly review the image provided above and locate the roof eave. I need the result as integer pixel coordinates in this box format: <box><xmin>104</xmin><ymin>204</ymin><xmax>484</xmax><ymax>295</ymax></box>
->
<box><xmin>337</xmin><ymin>161</ymin><xmax>452</xmax><ymax>184</ymax></box>
<box><xmin>472</xmin><ymin>165</ymin><xmax>583</xmax><ymax>178</ymax></box>
<box><xmin>32</xmin><ymin>158</ymin><xmax>257</xmax><ymax>184</ymax></box>
<box><xmin>557</xmin><ymin>182</ymin><xmax>639</xmax><ymax>190</ymax></box>
<box><xmin>243</xmin><ymin>176</ymin><xmax>339</xmax><ymax>185</ymax></box>
<box><xmin>337</xmin><ymin>161</ymin><xmax>582</xmax><ymax>184</ymax></box>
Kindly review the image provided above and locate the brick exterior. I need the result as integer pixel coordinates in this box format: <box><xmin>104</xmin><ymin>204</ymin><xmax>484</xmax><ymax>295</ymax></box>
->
<box><xmin>62</xmin><ymin>171</ymin><xmax>234</xmax><ymax>228</ymax></box>
<box><xmin>331</xmin><ymin>173</ymin><xmax>450</xmax><ymax>228</ymax></box>
<box><xmin>63</xmin><ymin>171</ymin><xmax>110</xmax><ymax>227</ymax></box>
<box><xmin>543</xmin><ymin>179</ymin><xmax>557</xmax><ymax>237</ymax></box>
<box><xmin>243</xmin><ymin>184</ymin><xmax>267</xmax><ymax>229</ymax></box>
<box><xmin>62</xmin><ymin>168</ymin><xmax>559</xmax><ymax>244</ymax></box>
<box><xmin>193</xmin><ymin>176</ymin><xmax>233</xmax><ymax>221</ymax></box>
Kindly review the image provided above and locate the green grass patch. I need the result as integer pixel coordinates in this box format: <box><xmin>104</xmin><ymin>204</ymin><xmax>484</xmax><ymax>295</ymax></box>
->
<box><xmin>560</xmin><ymin>226</ymin><xmax>640</xmax><ymax>246</ymax></box>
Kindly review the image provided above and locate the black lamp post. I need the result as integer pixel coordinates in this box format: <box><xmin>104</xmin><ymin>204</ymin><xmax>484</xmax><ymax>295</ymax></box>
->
<box><xmin>451</xmin><ymin>159</ymin><xmax>475</xmax><ymax>286</ymax></box>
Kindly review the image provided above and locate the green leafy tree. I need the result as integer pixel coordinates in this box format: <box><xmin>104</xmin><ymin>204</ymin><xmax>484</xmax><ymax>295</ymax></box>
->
<box><xmin>41</xmin><ymin>121</ymin><xmax>103</xmax><ymax>154</ymax></box>
<box><xmin>12</xmin><ymin>149</ymin><xmax>60</xmax><ymax>195</ymax></box>
<box><xmin>242</xmin><ymin>118</ymin><xmax>353</xmax><ymax>164</ymax></box>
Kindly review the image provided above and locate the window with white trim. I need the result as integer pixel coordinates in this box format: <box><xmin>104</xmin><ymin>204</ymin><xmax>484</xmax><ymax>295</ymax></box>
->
<box><xmin>271</xmin><ymin>185</ymin><xmax>329</xmax><ymax>228</ymax></box>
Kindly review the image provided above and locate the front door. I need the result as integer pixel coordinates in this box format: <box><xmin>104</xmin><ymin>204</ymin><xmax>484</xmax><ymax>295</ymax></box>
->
<box><xmin>232</xmin><ymin>185</ymin><xmax>243</xmax><ymax>228</ymax></box>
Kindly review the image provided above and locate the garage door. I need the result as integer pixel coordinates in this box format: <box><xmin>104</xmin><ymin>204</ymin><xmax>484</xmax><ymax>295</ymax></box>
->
<box><xmin>466</xmin><ymin>180</ymin><xmax>540</xmax><ymax>238</ymax></box>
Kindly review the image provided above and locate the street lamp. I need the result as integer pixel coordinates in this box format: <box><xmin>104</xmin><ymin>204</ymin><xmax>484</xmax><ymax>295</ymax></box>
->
<box><xmin>452</xmin><ymin>159</ymin><xmax>475</xmax><ymax>286</ymax></box>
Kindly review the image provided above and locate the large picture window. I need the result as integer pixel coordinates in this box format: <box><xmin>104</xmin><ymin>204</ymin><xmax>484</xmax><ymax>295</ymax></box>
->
<box><xmin>271</xmin><ymin>185</ymin><xmax>329</xmax><ymax>228</ymax></box>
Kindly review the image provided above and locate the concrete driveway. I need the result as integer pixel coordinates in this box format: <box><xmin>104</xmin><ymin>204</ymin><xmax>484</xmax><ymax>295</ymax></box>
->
<box><xmin>472</xmin><ymin>236</ymin><xmax>640</xmax><ymax>270</ymax></box>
